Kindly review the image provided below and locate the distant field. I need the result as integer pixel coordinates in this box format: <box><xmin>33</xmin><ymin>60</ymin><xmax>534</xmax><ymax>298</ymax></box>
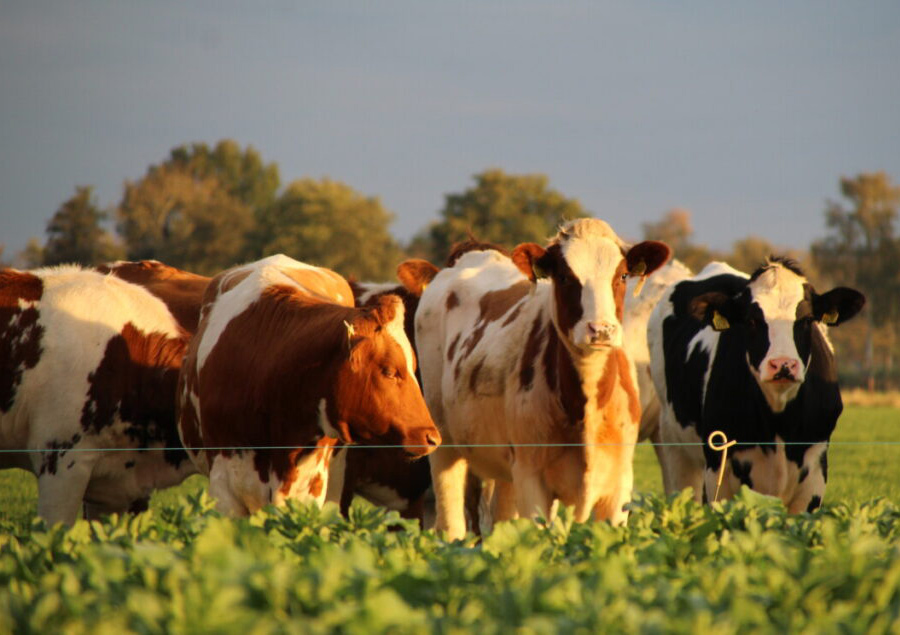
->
<box><xmin>1</xmin><ymin>405</ymin><xmax>897</xmax><ymax>526</ymax></box>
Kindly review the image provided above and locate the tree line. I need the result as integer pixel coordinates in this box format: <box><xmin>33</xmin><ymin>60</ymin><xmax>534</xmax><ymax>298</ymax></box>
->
<box><xmin>4</xmin><ymin>139</ymin><xmax>898</xmax><ymax>389</ymax></box>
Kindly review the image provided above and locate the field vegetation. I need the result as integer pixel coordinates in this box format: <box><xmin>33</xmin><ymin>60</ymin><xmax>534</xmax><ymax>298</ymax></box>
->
<box><xmin>1</xmin><ymin>406</ymin><xmax>899</xmax><ymax>631</ymax></box>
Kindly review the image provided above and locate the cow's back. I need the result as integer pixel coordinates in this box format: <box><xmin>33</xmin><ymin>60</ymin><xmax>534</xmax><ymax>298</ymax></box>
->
<box><xmin>97</xmin><ymin>260</ymin><xmax>210</xmax><ymax>332</ymax></box>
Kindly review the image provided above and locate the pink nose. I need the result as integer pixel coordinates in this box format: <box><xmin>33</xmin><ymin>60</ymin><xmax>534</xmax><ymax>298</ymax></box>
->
<box><xmin>587</xmin><ymin>321</ymin><xmax>618</xmax><ymax>342</ymax></box>
<box><xmin>767</xmin><ymin>357</ymin><xmax>801</xmax><ymax>379</ymax></box>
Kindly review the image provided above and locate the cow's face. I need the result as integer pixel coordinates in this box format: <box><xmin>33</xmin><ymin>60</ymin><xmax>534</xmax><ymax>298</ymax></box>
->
<box><xmin>331</xmin><ymin>294</ymin><xmax>441</xmax><ymax>457</ymax></box>
<box><xmin>513</xmin><ymin>220</ymin><xmax>670</xmax><ymax>355</ymax></box>
<box><xmin>691</xmin><ymin>259</ymin><xmax>865</xmax><ymax>411</ymax></box>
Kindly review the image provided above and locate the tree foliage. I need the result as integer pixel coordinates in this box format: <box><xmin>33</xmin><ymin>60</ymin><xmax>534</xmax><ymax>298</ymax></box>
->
<box><xmin>410</xmin><ymin>169</ymin><xmax>589</xmax><ymax>263</ymax></box>
<box><xmin>641</xmin><ymin>209</ymin><xmax>715</xmax><ymax>272</ymax></box>
<box><xmin>116</xmin><ymin>165</ymin><xmax>253</xmax><ymax>275</ymax></box>
<box><xmin>168</xmin><ymin>139</ymin><xmax>280</xmax><ymax>213</ymax></box>
<box><xmin>42</xmin><ymin>186</ymin><xmax>124</xmax><ymax>267</ymax></box>
<box><xmin>251</xmin><ymin>178</ymin><xmax>405</xmax><ymax>281</ymax></box>
<box><xmin>811</xmin><ymin>172</ymin><xmax>900</xmax><ymax>388</ymax></box>
<box><xmin>812</xmin><ymin>172</ymin><xmax>900</xmax><ymax>328</ymax></box>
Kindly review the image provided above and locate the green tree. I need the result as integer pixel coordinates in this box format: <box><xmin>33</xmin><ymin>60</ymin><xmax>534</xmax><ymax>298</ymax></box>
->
<box><xmin>116</xmin><ymin>164</ymin><xmax>253</xmax><ymax>275</ymax></box>
<box><xmin>251</xmin><ymin>178</ymin><xmax>405</xmax><ymax>281</ymax></box>
<box><xmin>42</xmin><ymin>186</ymin><xmax>124</xmax><ymax>266</ymax></box>
<box><xmin>168</xmin><ymin>139</ymin><xmax>280</xmax><ymax>213</ymax></box>
<box><xmin>410</xmin><ymin>169</ymin><xmax>589</xmax><ymax>263</ymax></box>
<box><xmin>812</xmin><ymin>172</ymin><xmax>900</xmax><ymax>389</ymax></box>
<box><xmin>642</xmin><ymin>209</ymin><xmax>716</xmax><ymax>271</ymax></box>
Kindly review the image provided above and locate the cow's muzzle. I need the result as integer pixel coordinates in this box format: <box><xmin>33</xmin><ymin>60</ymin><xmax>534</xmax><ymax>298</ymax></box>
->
<box><xmin>765</xmin><ymin>357</ymin><xmax>802</xmax><ymax>383</ymax></box>
<box><xmin>403</xmin><ymin>428</ymin><xmax>441</xmax><ymax>458</ymax></box>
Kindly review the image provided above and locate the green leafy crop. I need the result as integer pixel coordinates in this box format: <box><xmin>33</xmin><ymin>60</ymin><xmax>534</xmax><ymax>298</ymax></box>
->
<box><xmin>3</xmin><ymin>489</ymin><xmax>900</xmax><ymax>633</ymax></box>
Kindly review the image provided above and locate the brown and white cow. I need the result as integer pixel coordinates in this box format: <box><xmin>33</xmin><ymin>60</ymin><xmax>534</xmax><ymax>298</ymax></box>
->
<box><xmin>344</xmin><ymin>259</ymin><xmax>440</xmax><ymax>522</ymax></box>
<box><xmin>0</xmin><ymin>264</ymin><xmax>199</xmax><ymax>524</ymax></box>
<box><xmin>416</xmin><ymin>219</ymin><xmax>670</xmax><ymax>540</ymax></box>
<box><xmin>177</xmin><ymin>254</ymin><xmax>441</xmax><ymax>517</ymax></box>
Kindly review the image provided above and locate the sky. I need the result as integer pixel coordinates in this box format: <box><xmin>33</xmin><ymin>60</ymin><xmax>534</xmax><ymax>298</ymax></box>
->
<box><xmin>1</xmin><ymin>1</ymin><xmax>899</xmax><ymax>259</ymax></box>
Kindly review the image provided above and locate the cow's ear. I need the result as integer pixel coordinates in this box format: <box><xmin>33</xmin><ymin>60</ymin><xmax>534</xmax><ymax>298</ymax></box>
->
<box><xmin>512</xmin><ymin>243</ymin><xmax>550</xmax><ymax>283</ymax></box>
<box><xmin>396</xmin><ymin>259</ymin><xmax>439</xmax><ymax>296</ymax></box>
<box><xmin>370</xmin><ymin>293</ymin><xmax>405</xmax><ymax>327</ymax></box>
<box><xmin>813</xmin><ymin>287</ymin><xmax>866</xmax><ymax>326</ymax></box>
<box><xmin>625</xmin><ymin>241</ymin><xmax>671</xmax><ymax>278</ymax></box>
<box><xmin>688</xmin><ymin>292</ymin><xmax>734</xmax><ymax>330</ymax></box>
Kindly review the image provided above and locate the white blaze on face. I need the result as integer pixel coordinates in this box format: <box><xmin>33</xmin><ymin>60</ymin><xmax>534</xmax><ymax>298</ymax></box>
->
<box><xmin>748</xmin><ymin>265</ymin><xmax>808</xmax><ymax>382</ymax></box>
<box><xmin>383</xmin><ymin>303</ymin><xmax>417</xmax><ymax>382</ymax></box>
<box><xmin>560</xmin><ymin>235</ymin><xmax>625</xmax><ymax>350</ymax></box>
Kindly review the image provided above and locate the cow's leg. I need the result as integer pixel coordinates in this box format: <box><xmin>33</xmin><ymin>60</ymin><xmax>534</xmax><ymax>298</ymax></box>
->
<box><xmin>208</xmin><ymin>456</ymin><xmax>251</xmax><ymax>517</ymax></box>
<box><xmin>326</xmin><ymin>446</ymin><xmax>348</xmax><ymax>510</ymax></box>
<box><xmin>493</xmin><ymin>479</ymin><xmax>518</xmax><ymax>522</ymax></box>
<box><xmin>512</xmin><ymin>465</ymin><xmax>552</xmax><ymax>521</ymax></box>
<box><xmin>658</xmin><ymin>417</ymin><xmax>704</xmax><ymax>501</ymax></box>
<box><xmin>430</xmin><ymin>446</ymin><xmax>469</xmax><ymax>541</ymax></box>
<box><xmin>37</xmin><ymin>460</ymin><xmax>94</xmax><ymax>525</ymax></box>
<box><xmin>787</xmin><ymin>444</ymin><xmax>828</xmax><ymax>513</ymax></box>
<box><xmin>594</xmin><ymin>455</ymin><xmax>633</xmax><ymax>526</ymax></box>
<box><xmin>649</xmin><ymin>424</ymin><xmax>672</xmax><ymax>494</ymax></box>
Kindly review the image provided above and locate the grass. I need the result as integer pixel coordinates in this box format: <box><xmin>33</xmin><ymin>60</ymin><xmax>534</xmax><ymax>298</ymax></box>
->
<box><xmin>632</xmin><ymin>405</ymin><xmax>900</xmax><ymax>502</ymax></box>
<box><xmin>1</xmin><ymin>405</ymin><xmax>898</xmax><ymax>526</ymax></box>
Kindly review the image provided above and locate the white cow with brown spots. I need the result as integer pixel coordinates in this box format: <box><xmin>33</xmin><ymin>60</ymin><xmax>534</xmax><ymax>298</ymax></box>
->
<box><xmin>177</xmin><ymin>254</ymin><xmax>441</xmax><ymax>517</ymax></box>
<box><xmin>0</xmin><ymin>264</ymin><xmax>199</xmax><ymax>525</ymax></box>
<box><xmin>416</xmin><ymin>219</ymin><xmax>670</xmax><ymax>540</ymax></box>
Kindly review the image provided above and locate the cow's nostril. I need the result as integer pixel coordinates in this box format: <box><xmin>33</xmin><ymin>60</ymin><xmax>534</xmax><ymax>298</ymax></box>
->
<box><xmin>426</xmin><ymin>432</ymin><xmax>440</xmax><ymax>447</ymax></box>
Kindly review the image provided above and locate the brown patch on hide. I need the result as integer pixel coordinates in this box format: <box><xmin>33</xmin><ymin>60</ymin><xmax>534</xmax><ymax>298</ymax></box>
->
<box><xmin>519</xmin><ymin>317</ymin><xmax>545</xmax><ymax>391</ymax></box>
<box><xmin>458</xmin><ymin>281</ymin><xmax>531</xmax><ymax>360</ymax></box>
<box><xmin>0</xmin><ymin>270</ymin><xmax>44</xmax><ymax>413</ymax></box>
<box><xmin>81</xmin><ymin>322</ymin><xmax>190</xmax><ymax>467</ymax></box>
<box><xmin>97</xmin><ymin>260</ymin><xmax>210</xmax><ymax>333</ymax></box>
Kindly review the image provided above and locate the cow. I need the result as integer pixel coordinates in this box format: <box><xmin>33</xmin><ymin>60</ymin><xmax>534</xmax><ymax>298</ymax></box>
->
<box><xmin>647</xmin><ymin>258</ymin><xmax>865</xmax><ymax>511</ymax></box>
<box><xmin>344</xmin><ymin>258</ymin><xmax>440</xmax><ymax>522</ymax></box>
<box><xmin>0</xmin><ymin>264</ymin><xmax>199</xmax><ymax>524</ymax></box>
<box><xmin>177</xmin><ymin>254</ymin><xmax>441</xmax><ymax>517</ymax></box>
<box><xmin>415</xmin><ymin>218</ymin><xmax>670</xmax><ymax>540</ymax></box>
<box><xmin>622</xmin><ymin>260</ymin><xmax>693</xmax><ymax>447</ymax></box>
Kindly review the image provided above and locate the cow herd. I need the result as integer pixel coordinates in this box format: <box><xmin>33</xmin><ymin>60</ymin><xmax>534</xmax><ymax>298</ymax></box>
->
<box><xmin>0</xmin><ymin>218</ymin><xmax>866</xmax><ymax>531</ymax></box>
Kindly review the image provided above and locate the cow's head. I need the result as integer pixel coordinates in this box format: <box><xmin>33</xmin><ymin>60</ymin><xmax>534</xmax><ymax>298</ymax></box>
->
<box><xmin>512</xmin><ymin>219</ymin><xmax>671</xmax><ymax>355</ymax></box>
<box><xmin>689</xmin><ymin>258</ymin><xmax>865</xmax><ymax>411</ymax></box>
<box><xmin>331</xmin><ymin>294</ymin><xmax>441</xmax><ymax>457</ymax></box>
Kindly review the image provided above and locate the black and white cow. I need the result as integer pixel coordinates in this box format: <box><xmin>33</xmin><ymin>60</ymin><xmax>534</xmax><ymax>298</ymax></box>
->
<box><xmin>647</xmin><ymin>258</ymin><xmax>865</xmax><ymax>512</ymax></box>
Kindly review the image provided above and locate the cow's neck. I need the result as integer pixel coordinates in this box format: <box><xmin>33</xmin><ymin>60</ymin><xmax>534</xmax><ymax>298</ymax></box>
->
<box><xmin>548</xmin><ymin>326</ymin><xmax>621</xmax><ymax>423</ymax></box>
<box><xmin>548</xmin><ymin>324</ymin><xmax>639</xmax><ymax>453</ymax></box>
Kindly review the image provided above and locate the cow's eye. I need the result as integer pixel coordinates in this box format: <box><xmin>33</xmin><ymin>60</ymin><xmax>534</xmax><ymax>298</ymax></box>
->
<box><xmin>382</xmin><ymin>366</ymin><xmax>401</xmax><ymax>379</ymax></box>
<box><xmin>620</xmin><ymin>273</ymin><xmax>628</xmax><ymax>282</ymax></box>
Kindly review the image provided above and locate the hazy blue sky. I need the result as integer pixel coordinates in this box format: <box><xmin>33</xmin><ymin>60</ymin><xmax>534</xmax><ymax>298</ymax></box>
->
<box><xmin>2</xmin><ymin>1</ymin><xmax>898</xmax><ymax>259</ymax></box>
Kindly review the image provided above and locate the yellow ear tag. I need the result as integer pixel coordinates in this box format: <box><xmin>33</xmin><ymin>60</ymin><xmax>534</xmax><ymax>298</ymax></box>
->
<box><xmin>822</xmin><ymin>309</ymin><xmax>839</xmax><ymax>325</ymax></box>
<box><xmin>631</xmin><ymin>260</ymin><xmax>647</xmax><ymax>277</ymax></box>
<box><xmin>632</xmin><ymin>276</ymin><xmax>647</xmax><ymax>297</ymax></box>
<box><xmin>343</xmin><ymin>320</ymin><xmax>355</xmax><ymax>349</ymax></box>
<box><xmin>712</xmin><ymin>311</ymin><xmax>730</xmax><ymax>331</ymax></box>
<box><xmin>420</xmin><ymin>282</ymin><xmax>428</xmax><ymax>293</ymax></box>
